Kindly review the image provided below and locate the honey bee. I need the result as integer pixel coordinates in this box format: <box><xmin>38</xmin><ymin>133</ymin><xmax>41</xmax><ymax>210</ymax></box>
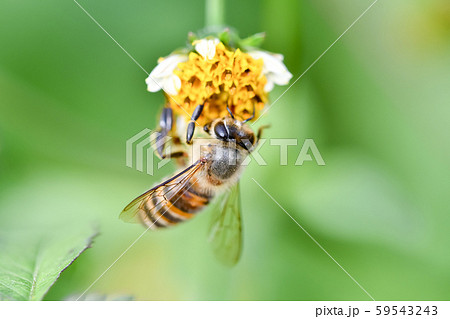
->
<box><xmin>121</xmin><ymin>104</ymin><xmax>266</xmax><ymax>265</ymax></box>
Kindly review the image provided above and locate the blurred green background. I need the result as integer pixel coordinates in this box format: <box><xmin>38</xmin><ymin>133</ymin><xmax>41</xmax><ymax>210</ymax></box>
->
<box><xmin>1</xmin><ymin>0</ymin><xmax>449</xmax><ymax>300</ymax></box>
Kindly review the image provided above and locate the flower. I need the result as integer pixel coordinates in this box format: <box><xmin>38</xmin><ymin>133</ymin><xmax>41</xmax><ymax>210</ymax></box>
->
<box><xmin>146</xmin><ymin>36</ymin><xmax>292</xmax><ymax>125</ymax></box>
<box><xmin>193</xmin><ymin>38</ymin><xmax>220</xmax><ymax>60</ymax></box>
<box><xmin>248</xmin><ymin>50</ymin><xmax>292</xmax><ymax>92</ymax></box>
<box><xmin>145</xmin><ymin>54</ymin><xmax>188</xmax><ymax>96</ymax></box>
<box><xmin>167</xmin><ymin>41</ymin><xmax>268</xmax><ymax>125</ymax></box>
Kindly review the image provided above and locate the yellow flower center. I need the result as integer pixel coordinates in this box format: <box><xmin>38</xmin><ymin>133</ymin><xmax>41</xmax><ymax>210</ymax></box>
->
<box><xmin>166</xmin><ymin>42</ymin><xmax>267</xmax><ymax>125</ymax></box>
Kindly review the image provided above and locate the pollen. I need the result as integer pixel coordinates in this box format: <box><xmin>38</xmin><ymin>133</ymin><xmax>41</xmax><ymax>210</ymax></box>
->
<box><xmin>166</xmin><ymin>42</ymin><xmax>268</xmax><ymax>125</ymax></box>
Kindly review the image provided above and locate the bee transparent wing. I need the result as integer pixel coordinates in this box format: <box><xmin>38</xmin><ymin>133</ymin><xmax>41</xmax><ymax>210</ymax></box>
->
<box><xmin>120</xmin><ymin>160</ymin><xmax>203</xmax><ymax>226</ymax></box>
<box><xmin>208</xmin><ymin>182</ymin><xmax>242</xmax><ymax>266</ymax></box>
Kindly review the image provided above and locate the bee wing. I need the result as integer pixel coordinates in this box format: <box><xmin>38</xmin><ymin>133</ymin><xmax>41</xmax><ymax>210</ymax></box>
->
<box><xmin>208</xmin><ymin>182</ymin><xmax>242</xmax><ymax>266</ymax></box>
<box><xmin>120</xmin><ymin>160</ymin><xmax>203</xmax><ymax>225</ymax></box>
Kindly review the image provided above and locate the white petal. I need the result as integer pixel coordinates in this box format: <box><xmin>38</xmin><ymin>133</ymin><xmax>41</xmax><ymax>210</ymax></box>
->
<box><xmin>249</xmin><ymin>51</ymin><xmax>284</xmax><ymax>73</ymax></box>
<box><xmin>249</xmin><ymin>50</ymin><xmax>293</xmax><ymax>90</ymax></box>
<box><xmin>249</xmin><ymin>50</ymin><xmax>282</xmax><ymax>63</ymax></box>
<box><xmin>145</xmin><ymin>54</ymin><xmax>187</xmax><ymax>92</ymax></box>
<box><xmin>264</xmin><ymin>80</ymin><xmax>275</xmax><ymax>92</ymax></box>
<box><xmin>163</xmin><ymin>75</ymin><xmax>182</xmax><ymax>96</ymax></box>
<box><xmin>145</xmin><ymin>75</ymin><xmax>164</xmax><ymax>92</ymax></box>
<box><xmin>194</xmin><ymin>38</ymin><xmax>220</xmax><ymax>60</ymax></box>
<box><xmin>149</xmin><ymin>54</ymin><xmax>188</xmax><ymax>78</ymax></box>
<box><xmin>268</xmin><ymin>70</ymin><xmax>293</xmax><ymax>86</ymax></box>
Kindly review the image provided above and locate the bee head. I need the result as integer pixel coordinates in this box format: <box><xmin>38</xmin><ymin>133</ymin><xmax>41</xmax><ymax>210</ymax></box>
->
<box><xmin>204</xmin><ymin>116</ymin><xmax>256</xmax><ymax>151</ymax></box>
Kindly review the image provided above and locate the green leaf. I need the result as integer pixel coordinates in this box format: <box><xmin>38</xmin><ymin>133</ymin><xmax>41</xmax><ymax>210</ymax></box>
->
<box><xmin>0</xmin><ymin>227</ymin><xmax>97</xmax><ymax>301</ymax></box>
<box><xmin>218</xmin><ymin>29</ymin><xmax>231</xmax><ymax>45</ymax></box>
<box><xmin>238</xmin><ymin>32</ymin><xmax>266</xmax><ymax>50</ymax></box>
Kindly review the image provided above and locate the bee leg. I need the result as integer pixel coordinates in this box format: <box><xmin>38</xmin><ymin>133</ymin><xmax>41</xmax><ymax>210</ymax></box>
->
<box><xmin>256</xmin><ymin>124</ymin><xmax>271</xmax><ymax>142</ymax></box>
<box><xmin>242</xmin><ymin>102</ymin><xmax>256</xmax><ymax>123</ymax></box>
<box><xmin>161</xmin><ymin>151</ymin><xmax>188</xmax><ymax>159</ymax></box>
<box><xmin>155</xmin><ymin>107</ymin><xmax>173</xmax><ymax>159</ymax></box>
<box><xmin>186</xmin><ymin>104</ymin><xmax>204</xmax><ymax>145</ymax></box>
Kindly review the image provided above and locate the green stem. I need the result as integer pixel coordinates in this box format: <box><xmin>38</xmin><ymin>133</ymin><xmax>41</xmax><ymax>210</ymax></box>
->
<box><xmin>205</xmin><ymin>0</ymin><xmax>225</xmax><ymax>27</ymax></box>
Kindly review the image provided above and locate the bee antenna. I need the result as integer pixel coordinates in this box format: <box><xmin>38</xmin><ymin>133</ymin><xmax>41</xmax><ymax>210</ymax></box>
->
<box><xmin>226</xmin><ymin>106</ymin><xmax>235</xmax><ymax>119</ymax></box>
<box><xmin>243</xmin><ymin>102</ymin><xmax>256</xmax><ymax>123</ymax></box>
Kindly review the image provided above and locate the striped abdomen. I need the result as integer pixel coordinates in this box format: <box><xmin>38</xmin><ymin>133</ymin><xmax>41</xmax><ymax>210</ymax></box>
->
<box><xmin>139</xmin><ymin>178</ymin><xmax>212</xmax><ymax>228</ymax></box>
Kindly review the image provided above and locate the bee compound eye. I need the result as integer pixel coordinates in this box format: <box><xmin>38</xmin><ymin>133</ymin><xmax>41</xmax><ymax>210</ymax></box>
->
<box><xmin>214</xmin><ymin>122</ymin><xmax>228</xmax><ymax>140</ymax></box>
